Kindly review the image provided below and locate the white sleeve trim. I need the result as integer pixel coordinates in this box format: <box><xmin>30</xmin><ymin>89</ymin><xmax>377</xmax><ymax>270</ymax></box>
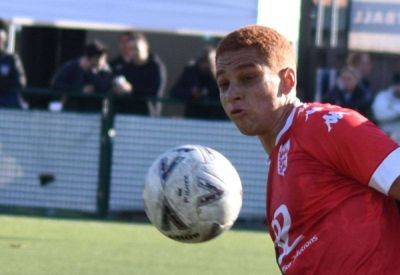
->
<box><xmin>369</xmin><ymin>147</ymin><xmax>400</xmax><ymax>195</ymax></box>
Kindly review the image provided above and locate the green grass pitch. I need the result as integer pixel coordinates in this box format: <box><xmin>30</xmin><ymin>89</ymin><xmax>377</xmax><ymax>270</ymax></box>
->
<box><xmin>0</xmin><ymin>215</ymin><xmax>280</xmax><ymax>275</ymax></box>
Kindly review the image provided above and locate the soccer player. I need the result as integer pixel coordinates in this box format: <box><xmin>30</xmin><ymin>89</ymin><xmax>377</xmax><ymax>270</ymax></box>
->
<box><xmin>215</xmin><ymin>25</ymin><xmax>400</xmax><ymax>274</ymax></box>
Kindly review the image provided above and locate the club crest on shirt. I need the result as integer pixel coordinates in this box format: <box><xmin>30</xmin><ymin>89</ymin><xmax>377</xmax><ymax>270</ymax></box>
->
<box><xmin>323</xmin><ymin>111</ymin><xmax>347</xmax><ymax>132</ymax></box>
<box><xmin>278</xmin><ymin>139</ymin><xmax>290</xmax><ymax>176</ymax></box>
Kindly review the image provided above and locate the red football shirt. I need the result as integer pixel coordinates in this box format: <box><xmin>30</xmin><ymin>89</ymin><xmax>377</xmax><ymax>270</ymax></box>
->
<box><xmin>267</xmin><ymin>102</ymin><xmax>400</xmax><ymax>274</ymax></box>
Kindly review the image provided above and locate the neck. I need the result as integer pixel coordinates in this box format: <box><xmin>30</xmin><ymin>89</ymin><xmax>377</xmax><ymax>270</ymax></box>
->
<box><xmin>258</xmin><ymin>98</ymin><xmax>300</xmax><ymax>154</ymax></box>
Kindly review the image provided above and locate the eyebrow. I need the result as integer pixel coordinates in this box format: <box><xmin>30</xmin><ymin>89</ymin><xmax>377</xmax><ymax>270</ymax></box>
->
<box><xmin>216</xmin><ymin>63</ymin><xmax>259</xmax><ymax>79</ymax></box>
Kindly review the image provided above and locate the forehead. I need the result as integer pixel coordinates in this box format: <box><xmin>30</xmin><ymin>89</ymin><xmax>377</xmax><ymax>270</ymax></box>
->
<box><xmin>216</xmin><ymin>48</ymin><xmax>267</xmax><ymax>72</ymax></box>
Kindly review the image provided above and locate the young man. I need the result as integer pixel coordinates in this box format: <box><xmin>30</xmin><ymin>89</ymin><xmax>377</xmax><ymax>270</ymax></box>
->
<box><xmin>52</xmin><ymin>40</ymin><xmax>111</xmax><ymax>95</ymax></box>
<box><xmin>51</xmin><ymin>40</ymin><xmax>112</xmax><ymax>111</ymax></box>
<box><xmin>216</xmin><ymin>25</ymin><xmax>400</xmax><ymax>274</ymax></box>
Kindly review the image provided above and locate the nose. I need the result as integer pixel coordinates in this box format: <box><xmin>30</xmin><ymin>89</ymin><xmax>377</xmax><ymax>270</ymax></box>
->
<box><xmin>225</xmin><ymin>84</ymin><xmax>243</xmax><ymax>103</ymax></box>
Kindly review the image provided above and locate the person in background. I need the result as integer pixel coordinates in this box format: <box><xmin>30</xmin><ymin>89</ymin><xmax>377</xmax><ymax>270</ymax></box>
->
<box><xmin>0</xmin><ymin>20</ymin><xmax>27</xmax><ymax>108</ymax></box>
<box><xmin>51</xmin><ymin>40</ymin><xmax>113</xmax><ymax>111</ymax></box>
<box><xmin>372</xmin><ymin>73</ymin><xmax>400</xmax><ymax>141</ymax></box>
<box><xmin>170</xmin><ymin>46</ymin><xmax>226</xmax><ymax>119</ymax></box>
<box><xmin>347</xmin><ymin>52</ymin><xmax>374</xmax><ymax>115</ymax></box>
<box><xmin>347</xmin><ymin>52</ymin><xmax>373</xmax><ymax>91</ymax></box>
<box><xmin>323</xmin><ymin>66</ymin><xmax>372</xmax><ymax>118</ymax></box>
<box><xmin>111</xmin><ymin>32</ymin><xmax>166</xmax><ymax>115</ymax></box>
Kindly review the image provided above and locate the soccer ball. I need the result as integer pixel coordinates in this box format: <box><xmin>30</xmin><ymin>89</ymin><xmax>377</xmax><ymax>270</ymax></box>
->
<box><xmin>143</xmin><ymin>145</ymin><xmax>242</xmax><ymax>243</ymax></box>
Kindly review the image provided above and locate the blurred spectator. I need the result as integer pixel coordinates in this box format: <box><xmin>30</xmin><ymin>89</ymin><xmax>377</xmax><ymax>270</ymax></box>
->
<box><xmin>51</xmin><ymin>40</ymin><xmax>113</xmax><ymax>111</ymax></box>
<box><xmin>347</xmin><ymin>52</ymin><xmax>373</xmax><ymax>91</ymax></box>
<box><xmin>170</xmin><ymin>46</ymin><xmax>226</xmax><ymax>120</ymax></box>
<box><xmin>0</xmin><ymin>20</ymin><xmax>27</xmax><ymax>108</ymax></box>
<box><xmin>372</xmin><ymin>74</ymin><xmax>400</xmax><ymax>124</ymax></box>
<box><xmin>111</xmin><ymin>32</ymin><xmax>166</xmax><ymax>115</ymax></box>
<box><xmin>323</xmin><ymin>66</ymin><xmax>372</xmax><ymax>118</ymax></box>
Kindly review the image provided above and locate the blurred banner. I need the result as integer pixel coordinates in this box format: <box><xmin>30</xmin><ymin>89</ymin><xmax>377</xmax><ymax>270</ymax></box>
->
<box><xmin>349</xmin><ymin>0</ymin><xmax>400</xmax><ymax>53</ymax></box>
<box><xmin>0</xmin><ymin>0</ymin><xmax>258</xmax><ymax>35</ymax></box>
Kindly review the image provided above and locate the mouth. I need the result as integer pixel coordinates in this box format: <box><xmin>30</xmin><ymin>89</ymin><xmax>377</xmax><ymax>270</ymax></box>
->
<box><xmin>230</xmin><ymin>108</ymin><xmax>245</xmax><ymax>117</ymax></box>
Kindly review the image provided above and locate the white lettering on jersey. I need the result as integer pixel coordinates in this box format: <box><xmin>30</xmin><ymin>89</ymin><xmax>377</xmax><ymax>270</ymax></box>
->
<box><xmin>271</xmin><ymin>204</ymin><xmax>304</xmax><ymax>265</ymax></box>
<box><xmin>278</xmin><ymin>140</ymin><xmax>290</xmax><ymax>176</ymax></box>
<box><xmin>323</xmin><ymin>111</ymin><xmax>347</xmax><ymax>132</ymax></box>
<box><xmin>305</xmin><ymin>107</ymin><xmax>323</xmax><ymax>121</ymax></box>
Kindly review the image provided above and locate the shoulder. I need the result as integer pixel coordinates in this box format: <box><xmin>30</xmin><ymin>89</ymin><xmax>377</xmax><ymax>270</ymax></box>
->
<box><xmin>297</xmin><ymin>102</ymin><xmax>359</xmax><ymax>122</ymax></box>
<box><xmin>375</xmin><ymin>89</ymin><xmax>392</xmax><ymax>100</ymax></box>
<box><xmin>0</xmin><ymin>52</ymin><xmax>20</xmax><ymax>63</ymax></box>
<box><xmin>290</xmin><ymin>103</ymin><xmax>378</xmax><ymax>169</ymax></box>
<box><xmin>294</xmin><ymin>102</ymin><xmax>369</xmax><ymax>141</ymax></box>
<box><xmin>57</xmin><ymin>59</ymin><xmax>81</xmax><ymax>74</ymax></box>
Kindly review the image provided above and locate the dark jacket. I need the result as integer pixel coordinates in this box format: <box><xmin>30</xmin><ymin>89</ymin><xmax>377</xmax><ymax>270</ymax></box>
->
<box><xmin>324</xmin><ymin>84</ymin><xmax>373</xmax><ymax>118</ymax></box>
<box><xmin>52</xmin><ymin>59</ymin><xmax>112</xmax><ymax>94</ymax></box>
<box><xmin>171</xmin><ymin>63</ymin><xmax>225</xmax><ymax>120</ymax></box>
<box><xmin>171</xmin><ymin>63</ymin><xmax>219</xmax><ymax>101</ymax></box>
<box><xmin>111</xmin><ymin>54</ymin><xmax>164</xmax><ymax>98</ymax></box>
<box><xmin>0</xmin><ymin>52</ymin><xmax>26</xmax><ymax>107</ymax></box>
<box><xmin>52</xmin><ymin>59</ymin><xmax>113</xmax><ymax>112</ymax></box>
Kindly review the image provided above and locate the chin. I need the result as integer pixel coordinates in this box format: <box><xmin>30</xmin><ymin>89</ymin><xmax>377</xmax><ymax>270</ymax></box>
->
<box><xmin>236</xmin><ymin>125</ymin><xmax>258</xmax><ymax>136</ymax></box>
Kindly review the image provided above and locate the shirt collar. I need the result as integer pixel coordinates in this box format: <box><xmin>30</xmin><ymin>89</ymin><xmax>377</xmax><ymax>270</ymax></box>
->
<box><xmin>275</xmin><ymin>102</ymin><xmax>300</xmax><ymax>145</ymax></box>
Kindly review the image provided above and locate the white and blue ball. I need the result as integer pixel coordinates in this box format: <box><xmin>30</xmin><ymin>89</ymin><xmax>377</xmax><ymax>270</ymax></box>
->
<box><xmin>143</xmin><ymin>145</ymin><xmax>242</xmax><ymax>243</ymax></box>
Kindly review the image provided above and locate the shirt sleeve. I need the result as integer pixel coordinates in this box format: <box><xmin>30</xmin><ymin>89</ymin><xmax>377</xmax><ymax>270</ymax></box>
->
<box><xmin>298</xmin><ymin>106</ymin><xmax>400</xmax><ymax>195</ymax></box>
<box><xmin>52</xmin><ymin>62</ymin><xmax>83</xmax><ymax>93</ymax></box>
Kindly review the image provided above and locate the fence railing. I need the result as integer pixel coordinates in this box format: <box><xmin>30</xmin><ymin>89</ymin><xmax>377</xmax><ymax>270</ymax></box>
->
<box><xmin>0</xmin><ymin>89</ymin><xmax>268</xmax><ymax>220</ymax></box>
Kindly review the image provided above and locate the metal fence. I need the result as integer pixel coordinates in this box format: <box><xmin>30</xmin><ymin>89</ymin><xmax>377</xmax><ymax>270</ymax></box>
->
<box><xmin>0</xmin><ymin>105</ymin><xmax>269</xmax><ymax>220</ymax></box>
<box><xmin>0</xmin><ymin>109</ymin><xmax>100</xmax><ymax>212</ymax></box>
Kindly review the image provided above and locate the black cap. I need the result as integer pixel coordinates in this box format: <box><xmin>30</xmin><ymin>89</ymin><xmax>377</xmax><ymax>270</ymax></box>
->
<box><xmin>84</xmin><ymin>40</ymin><xmax>107</xmax><ymax>58</ymax></box>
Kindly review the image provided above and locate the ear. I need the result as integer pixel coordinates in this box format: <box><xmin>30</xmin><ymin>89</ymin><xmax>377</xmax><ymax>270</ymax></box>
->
<box><xmin>278</xmin><ymin>68</ymin><xmax>296</xmax><ymax>95</ymax></box>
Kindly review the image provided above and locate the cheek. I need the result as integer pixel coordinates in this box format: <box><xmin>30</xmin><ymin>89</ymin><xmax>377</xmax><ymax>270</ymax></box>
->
<box><xmin>248</xmin><ymin>83</ymin><xmax>275</xmax><ymax>109</ymax></box>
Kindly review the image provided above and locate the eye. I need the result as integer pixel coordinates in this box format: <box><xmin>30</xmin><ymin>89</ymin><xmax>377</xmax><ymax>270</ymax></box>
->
<box><xmin>217</xmin><ymin>80</ymin><xmax>229</xmax><ymax>92</ymax></box>
<box><xmin>239</xmin><ymin>74</ymin><xmax>257</xmax><ymax>84</ymax></box>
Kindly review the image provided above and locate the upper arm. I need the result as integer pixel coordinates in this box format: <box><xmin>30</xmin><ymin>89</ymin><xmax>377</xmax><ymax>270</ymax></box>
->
<box><xmin>154</xmin><ymin>55</ymin><xmax>167</xmax><ymax>97</ymax></box>
<box><xmin>13</xmin><ymin>54</ymin><xmax>26</xmax><ymax>87</ymax></box>
<box><xmin>300</xmin><ymin>106</ymin><xmax>400</xmax><ymax>195</ymax></box>
<box><xmin>52</xmin><ymin>64</ymin><xmax>75</xmax><ymax>90</ymax></box>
